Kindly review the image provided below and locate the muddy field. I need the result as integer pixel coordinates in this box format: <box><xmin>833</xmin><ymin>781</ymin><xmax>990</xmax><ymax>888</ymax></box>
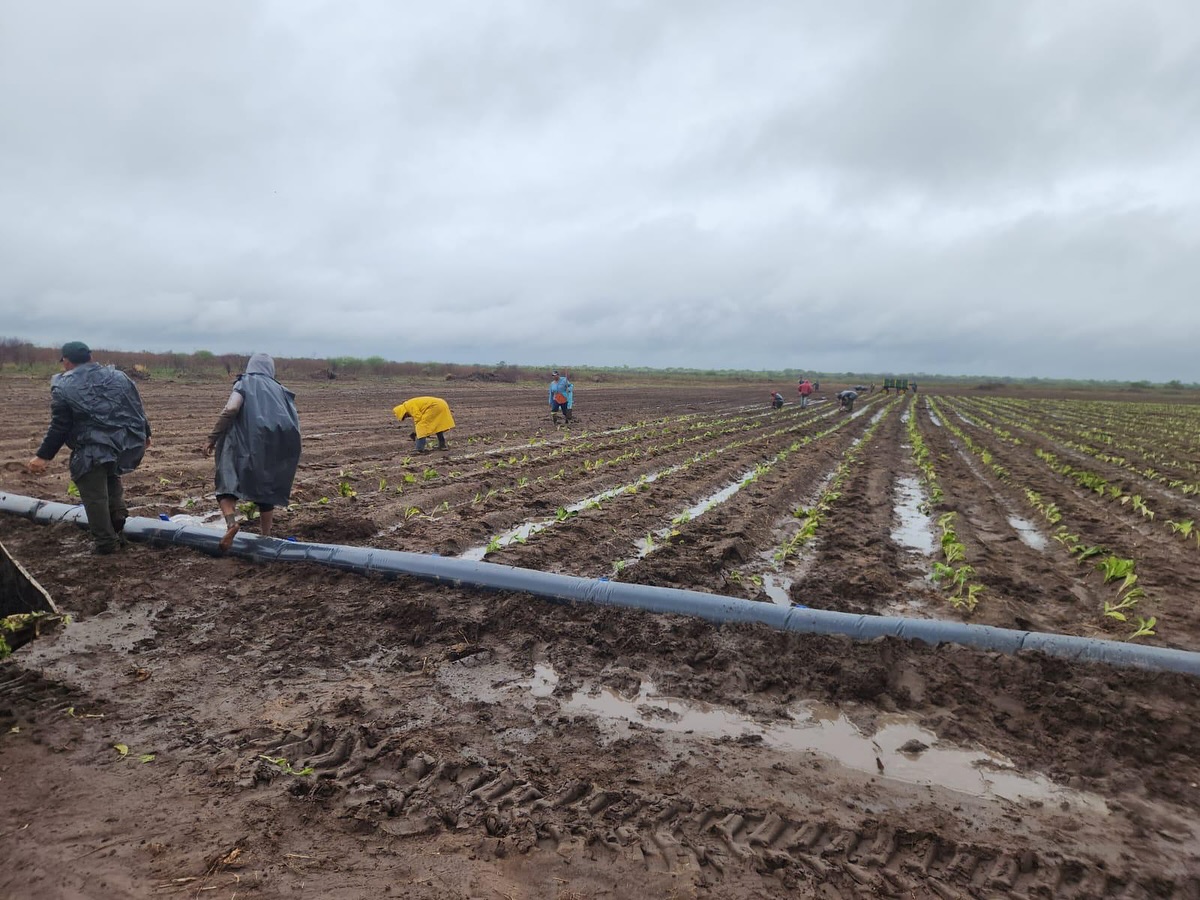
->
<box><xmin>2</xmin><ymin>375</ymin><xmax>1199</xmax><ymax>899</ymax></box>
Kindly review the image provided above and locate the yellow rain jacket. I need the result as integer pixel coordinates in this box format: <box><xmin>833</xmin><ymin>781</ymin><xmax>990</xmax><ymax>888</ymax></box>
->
<box><xmin>393</xmin><ymin>397</ymin><xmax>455</xmax><ymax>439</ymax></box>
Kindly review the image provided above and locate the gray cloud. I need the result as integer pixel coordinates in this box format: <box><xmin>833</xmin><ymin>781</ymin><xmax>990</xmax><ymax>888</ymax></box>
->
<box><xmin>2</xmin><ymin>0</ymin><xmax>1199</xmax><ymax>381</ymax></box>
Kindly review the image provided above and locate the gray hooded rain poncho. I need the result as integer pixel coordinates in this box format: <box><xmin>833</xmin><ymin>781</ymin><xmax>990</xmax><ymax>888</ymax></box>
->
<box><xmin>209</xmin><ymin>353</ymin><xmax>301</xmax><ymax>507</ymax></box>
<box><xmin>38</xmin><ymin>362</ymin><xmax>150</xmax><ymax>481</ymax></box>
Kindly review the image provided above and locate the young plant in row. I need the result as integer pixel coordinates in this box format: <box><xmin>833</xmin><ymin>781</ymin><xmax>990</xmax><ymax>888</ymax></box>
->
<box><xmin>930</xmin><ymin>512</ymin><xmax>984</xmax><ymax>611</ymax></box>
<box><xmin>906</xmin><ymin>397</ymin><xmax>943</xmax><ymax>506</ymax></box>
<box><xmin>1053</xmin><ymin>529</ymin><xmax>1159</xmax><ymax>640</ymax></box>
<box><xmin>477</xmin><ymin>400</ymin><xmax>868</xmax><ymax>560</ymax></box>
<box><xmin>775</xmin><ymin>403</ymin><xmax>895</xmax><ymax>562</ymax></box>
<box><xmin>1023</xmin><ymin>489</ymin><xmax>1062</xmax><ymax>525</ymax></box>
<box><xmin>927</xmin><ymin>398</ymin><xmax>1009</xmax><ymax>482</ymax></box>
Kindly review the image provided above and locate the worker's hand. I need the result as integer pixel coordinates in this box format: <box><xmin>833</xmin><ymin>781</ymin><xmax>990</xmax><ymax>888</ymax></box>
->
<box><xmin>409</xmin><ymin>431</ymin><xmax>416</xmax><ymax>441</ymax></box>
<box><xmin>203</xmin><ymin>442</ymin><xmax>214</xmax><ymax>457</ymax></box>
<box><xmin>145</xmin><ymin>436</ymin><xmax>152</xmax><ymax>450</ymax></box>
<box><xmin>27</xmin><ymin>456</ymin><xmax>48</xmax><ymax>475</ymax></box>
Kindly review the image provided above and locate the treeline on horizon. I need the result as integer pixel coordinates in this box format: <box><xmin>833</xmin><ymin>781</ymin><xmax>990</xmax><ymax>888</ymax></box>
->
<box><xmin>0</xmin><ymin>337</ymin><xmax>1195</xmax><ymax>391</ymax></box>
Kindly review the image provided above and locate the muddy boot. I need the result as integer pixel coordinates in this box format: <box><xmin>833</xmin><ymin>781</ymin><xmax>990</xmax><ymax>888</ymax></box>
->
<box><xmin>552</xmin><ymin>413</ymin><xmax>560</xmax><ymax>426</ymax></box>
<box><xmin>563</xmin><ymin>409</ymin><xmax>573</xmax><ymax>425</ymax></box>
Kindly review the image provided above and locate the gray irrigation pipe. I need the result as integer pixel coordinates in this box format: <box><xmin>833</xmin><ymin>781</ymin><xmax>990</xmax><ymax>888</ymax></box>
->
<box><xmin>2</xmin><ymin>491</ymin><xmax>1198</xmax><ymax>677</ymax></box>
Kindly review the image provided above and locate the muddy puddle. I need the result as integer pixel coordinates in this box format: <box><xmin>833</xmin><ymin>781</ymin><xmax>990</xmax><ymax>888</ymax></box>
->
<box><xmin>880</xmin><ymin>590</ymin><xmax>933</xmax><ymax>618</ymax></box>
<box><xmin>18</xmin><ymin>601</ymin><xmax>164</xmax><ymax>681</ymax></box>
<box><xmin>1007</xmin><ymin>514</ymin><xmax>1048</xmax><ymax>550</ymax></box>
<box><xmin>753</xmin><ymin>494</ymin><xmax>829</xmax><ymax>608</ymax></box>
<box><xmin>924</xmin><ymin>399</ymin><xmax>942</xmax><ymax>427</ymax></box>
<box><xmin>946</xmin><ymin>439</ymin><xmax>1051</xmax><ymax>552</ymax></box>
<box><xmin>891</xmin><ymin>476</ymin><xmax>935</xmax><ymax>554</ymax></box>
<box><xmin>759</xmin><ymin>570</ymin><xmax>794</xmax><ymax>606</ymax></box>
<box><xmin>477</xmin><ymin>663</ymin><xmax>1108</xmax><ymax>812</ymax></box>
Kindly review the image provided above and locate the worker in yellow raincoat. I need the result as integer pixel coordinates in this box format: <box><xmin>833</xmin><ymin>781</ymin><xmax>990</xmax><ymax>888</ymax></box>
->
<box><xmin>393</xmin><ymin>396</ymin><xmax>455</xmax><ymax>453</ymax></box>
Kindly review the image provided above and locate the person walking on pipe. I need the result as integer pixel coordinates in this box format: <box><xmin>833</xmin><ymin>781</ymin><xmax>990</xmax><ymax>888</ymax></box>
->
<box><xmin>549</xmin><ymin>370</ymin><xmax>574</xmax><ymax>425</ymax></box>
<box><xmin>394</xmin><ymin>396</ymin><xmax>455</xmax><ymax>453</ymax></box>
<box><xmin>204</xmin><ymin>353</ymin><xmax>301</xmax><ymax>552</ymax></box>
<box><xmin>27</xmin><ymin>341</ymin><xmax>152</xmax><ymax>555</ymax></box>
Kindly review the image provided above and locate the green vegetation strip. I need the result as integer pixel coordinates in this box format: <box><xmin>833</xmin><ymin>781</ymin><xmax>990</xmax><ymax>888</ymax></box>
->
<box><xmin>907</xmin><ymin>397</ymin><xmax>984</xmax><ymax>611</ymax></box>
<box><xmin>939</xmin><ymin>396</ymin><xmax>1161</xmax><ymax>640</ymax></box>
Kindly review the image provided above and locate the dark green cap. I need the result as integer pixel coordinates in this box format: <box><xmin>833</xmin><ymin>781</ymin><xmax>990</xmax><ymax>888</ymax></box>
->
<box><xmin>60</xmin><ymin>341</ymin><xmax>91</xmax><ymax>363</ymax></box>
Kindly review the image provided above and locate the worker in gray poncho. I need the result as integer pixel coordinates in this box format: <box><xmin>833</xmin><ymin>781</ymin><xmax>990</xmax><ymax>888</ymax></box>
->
<box><xmin>204</xmin><ymin>353</ymin><xmax>301</xmax><ymax>551</ymax></box>
<box><xmin>28</xmin><ymin>341</ymin><xmax>152</xmax><ymax>554</ymax></box>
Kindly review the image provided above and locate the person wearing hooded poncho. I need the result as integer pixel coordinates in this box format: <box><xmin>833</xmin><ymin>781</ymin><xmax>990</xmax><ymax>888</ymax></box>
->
<box><xmin>204</xmin><ymin>353</ymin><xmax>301</xmax><ymax>551</ymax></box>
<box><xmin>28</xmin><ymin>341</ymin><xmax>152</xmax><ymax>554</ymax></box>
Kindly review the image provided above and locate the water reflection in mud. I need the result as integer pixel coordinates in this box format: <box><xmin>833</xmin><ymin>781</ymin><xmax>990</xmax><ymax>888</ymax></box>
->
<box><xmin>21</xmin><ymin>602</ymin><xmax>164</xmax><ymax>678</ymax></box>
<box><xmin>521</xmin><ymin>665</ymin><xmax>1106</xmax><ymax>812</ymax></box>
<box><xmin>923</xmin><ymin>398</ymin><xmax>942</xmax><ymax>427</ymax></box>
<box><xmin>460</xmin><ymin>466</ymin><xmax>682</xmax><ymax>562</ymax></box>
<box><xmin>1007</xmin><ymin>515</ymin><xmax>1048</xmax><ymax>550</ymax></box>
<box><xmin>627</xmin><ymin>462</ymin><xmax>773</xmax><ymax>562</ymax></box>
<box><xmin>759</xmin><ymin>572</ymin><xmax>793</xmax><ymax>606</ymax></box>
<box><xmin>528</xmin><ymin>664</ymin><xmax>559</xmax><ymax>698</ymax></box>
<box><xmin>892</xmin><ymin>477</ymin><xmax>935</xmax><ymax>554</ymax></box>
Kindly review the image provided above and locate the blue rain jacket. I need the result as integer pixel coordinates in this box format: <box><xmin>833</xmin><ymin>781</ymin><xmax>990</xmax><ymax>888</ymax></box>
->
<box><xmin>548</xmin><ymin>376</ymin><xmax>574</xmax><ymax>409</ymax></box>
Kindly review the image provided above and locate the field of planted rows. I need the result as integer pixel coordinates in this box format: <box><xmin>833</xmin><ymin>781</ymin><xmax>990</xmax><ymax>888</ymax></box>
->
<box><xmin>2</xmin><ymin>376</ymin><xmax>1199</xmax><ymax>899</ymax></box>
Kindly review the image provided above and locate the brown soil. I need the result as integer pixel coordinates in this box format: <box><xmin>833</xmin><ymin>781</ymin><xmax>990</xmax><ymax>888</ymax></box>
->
<box><xmin>2</xmin><ymin>378</ymin><xmax>1199</xmax><ymax>898</ymax></box>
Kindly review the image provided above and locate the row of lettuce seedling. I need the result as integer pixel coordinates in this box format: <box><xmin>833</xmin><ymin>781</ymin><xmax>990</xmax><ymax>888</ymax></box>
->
<box><xmin>609</xmin><ymin>398</ymin><xmax>891</xmax><ymax>566</ymax></box>
<box><xmin>962</xmin><ymin>395</ymin><xmax>1200</xmax><ymax>504</ymax></box>
<box><xmin>953</xmin><ymin>396</ymin><xmax>1200</xmax><ymax>550</ymax></box>
<box><xmin>469</xmin><ymin>402</ymin><xmax>862</xmax><ymax>559</ymax></box>
<box><xmin>772</xmin><ymin>402</ymin><xmax>897</xmax><ymax>565</ymax></box>
<box><xmin>906</xmin><ymin>397</ymin><xmax>985</xmax><ymax>611</ymax></box>
<box><xmin>610</xmin><ymin>401</ymin><xmax>887</xmax><ymax>565</ymax></box>
<box><xmin>349</xmin><ymin>402</ymin><xmax>834</xmax><ymax>521</ymax></box>
<box><xmin>937</xmin><ymin>397</ymin><xmax>1159</xmax><ymax>639</ymax></box>
<box><xmin>978</xmin><ymin>396</ymin><xmax>1200</xmax><ymax>477</ymax></box>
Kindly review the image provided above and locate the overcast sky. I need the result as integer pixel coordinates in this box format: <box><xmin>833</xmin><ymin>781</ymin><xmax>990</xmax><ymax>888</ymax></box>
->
<box><xmin>2</xmin><ymin>1</ymin><xmax>1198</xmax><ymax>381</ymax></box>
